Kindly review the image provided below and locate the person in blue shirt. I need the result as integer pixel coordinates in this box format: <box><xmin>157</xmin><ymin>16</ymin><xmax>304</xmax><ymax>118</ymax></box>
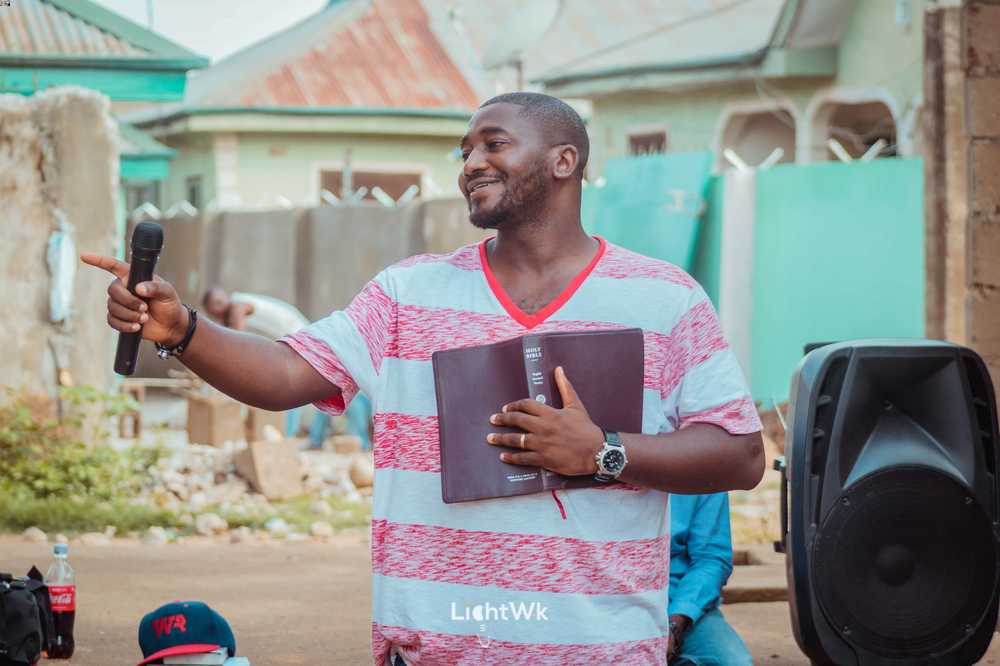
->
<box><xmin>668</xmin><ymin>492</ymin><xmax>752</xmax><ymax>665</ymax></box>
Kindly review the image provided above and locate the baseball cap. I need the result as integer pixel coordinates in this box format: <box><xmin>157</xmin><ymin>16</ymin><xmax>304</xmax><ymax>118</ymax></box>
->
<box><xmin>136</xmin><ymin>601</ymin><xmax>235</xmax><ymax>666</ymax></box>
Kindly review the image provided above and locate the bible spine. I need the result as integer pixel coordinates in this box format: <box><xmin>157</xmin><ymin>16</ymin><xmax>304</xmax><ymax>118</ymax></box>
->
<box><xmin>522</xmin><ymin>335</ymin><xmax>559</xmax><ymax>486</ymax></box>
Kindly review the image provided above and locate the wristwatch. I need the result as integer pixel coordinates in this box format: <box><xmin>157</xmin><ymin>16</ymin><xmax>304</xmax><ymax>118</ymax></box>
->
<box><xmin>594</xmin><ymin>429</ymin><xmax>628</xmax><ymax>482</ymax></box>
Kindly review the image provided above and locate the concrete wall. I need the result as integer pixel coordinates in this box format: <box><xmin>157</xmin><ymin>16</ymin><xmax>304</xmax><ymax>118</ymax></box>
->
<box><xmin>584</xmin><ymin>1</ymin><xmax>929</xmax><ymax>175</ymax></box>
<box><xmin>0</xmin><ymin>87</ymin><xmax>119</xmax><ymax>400</ymax></box>
<box><xmin>925</xmin><ymin>2</ymin><xmax>1000</xmax><ymax>394</ymax></box>
<box><xmin>130</xmin><ymin>197</ymin><xmax>486</xmax><ymax>376</ymax></box>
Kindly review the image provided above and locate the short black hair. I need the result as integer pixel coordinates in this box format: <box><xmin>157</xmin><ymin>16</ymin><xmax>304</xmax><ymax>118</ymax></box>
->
<box><xmin>479</xmin><ymin>92</ymin><xmax>589</xmax><ymax>179</ymax></box>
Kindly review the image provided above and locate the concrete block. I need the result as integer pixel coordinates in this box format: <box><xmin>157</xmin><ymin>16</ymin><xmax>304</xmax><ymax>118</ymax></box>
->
<box><xmin>331</xmin><ymin>435</ymin><xmax>362</xmax><ymax>454</ymax></box>
<box><xmin>234</xmin><ymin>439</ymin><xmax>304</xmax><ymax>500</ymax></box>
<box><xmin>967</xmin><ymin>4</ymin><xmax>1000</xmax><ymax>72</ymax></box>
<box><xmin>971</xmin><ymin>140</ymin><xmax>1000</xmax><ymax>217</ymax></box>
<box><xmin>969</xmin><ymin>287</ymin><xmax>1000</xmax><ymax>349</ymax></box>
<box><xmin>246</xmin><ymin>406</ymin><xmax>285</xmax><ymax>443</ymax></box>
<box><xmin>972</xmin><ymin>223</ymin><xmax>1000</xmax><ymax>287</ymax></box>
<box><xmin>187</xmin><ymin>395</ymin><xmax>244</xmax><ymax>446</ymax></box>
<box><xmin>969</xmin><ymin>77</ymin><xmax>1000</xmax><ymax>137</ymax></box>
<box><xmin>723</xmin><ymin>544</ymin><xmax>788</xmax><ymax>604</ymax></box>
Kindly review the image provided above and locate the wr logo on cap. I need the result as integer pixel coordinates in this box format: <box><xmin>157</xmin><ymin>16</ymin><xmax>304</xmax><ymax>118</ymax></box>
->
<box><xmin>153</xmin><ymin>614</ymin><xmax>187</xmax><ymax>637</ymax></box>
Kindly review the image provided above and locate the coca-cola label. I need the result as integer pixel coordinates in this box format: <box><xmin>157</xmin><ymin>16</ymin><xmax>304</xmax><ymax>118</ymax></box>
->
<box><xmin>49</xmin><ymin>585</ymin><xmax>75</xmax><ymax>612</ymax></box>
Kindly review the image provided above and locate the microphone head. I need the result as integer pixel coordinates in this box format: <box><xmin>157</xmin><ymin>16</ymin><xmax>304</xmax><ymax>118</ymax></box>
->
<box><xmin>131</xmin><ymin>221</ymin><xmax>164</xmax><ymax>253</ymax></box>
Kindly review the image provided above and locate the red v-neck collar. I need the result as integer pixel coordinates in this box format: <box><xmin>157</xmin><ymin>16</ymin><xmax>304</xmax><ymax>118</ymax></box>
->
<box><xmin>479</xmin><ymin>235</ymin><xmax>607</xmax><ymax>330</ymax></box>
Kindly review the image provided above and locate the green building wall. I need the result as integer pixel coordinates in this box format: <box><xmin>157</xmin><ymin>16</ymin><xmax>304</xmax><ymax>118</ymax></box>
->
<box><xmin>158</xmin><ymin>131</ymin><xmax>466</xmax><ymax>208</ymax></box>
<box><xmin>583</xmin><ymin>0</ymin><xmax>928</xmax><ymax>175</ymax></box>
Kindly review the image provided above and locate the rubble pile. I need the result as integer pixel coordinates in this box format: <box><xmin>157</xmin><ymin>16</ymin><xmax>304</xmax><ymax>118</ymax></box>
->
<box><xmin>140</xmin><ymin>440</ymin><xmax>371</xmax><ymax>514</ymax></box>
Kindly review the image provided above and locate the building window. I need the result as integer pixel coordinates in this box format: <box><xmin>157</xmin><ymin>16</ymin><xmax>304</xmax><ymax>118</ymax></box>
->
<box><xmin>185</xmin><ymin>175</ymin><xmax>203</xmax><ymax>209</ymax></box>
<box><xmin>125</xmin><ymin>180</ymin><xmax>160</xmax><ymax>213</ymax></box>
<box><xmin>320</xmin><ymin>170</ymin><xmax>421</xmax><ymax>203</ymax></box>
<box><xmin>628</xmin><ymin>131</ymin><xmax>668</xmax><ymax>156</ymax></box>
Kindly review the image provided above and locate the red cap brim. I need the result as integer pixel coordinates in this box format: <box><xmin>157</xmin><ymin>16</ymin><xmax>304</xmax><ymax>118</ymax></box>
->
<box><xmin>136</xmin><ymin>643</ymin><xmax>222</xmax><ymax>666</ymax></box>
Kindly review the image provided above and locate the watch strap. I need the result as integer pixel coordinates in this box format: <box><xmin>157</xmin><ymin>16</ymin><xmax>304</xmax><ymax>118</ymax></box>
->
<box><xmin>602</xmin><ymin>429</ymin><xmax>623</xmax><ymax>448</ymax></box>
<box><xmin>595</xmin><ymin>429</ymin><xmax>624</xmax><ymax>482</ymax></box>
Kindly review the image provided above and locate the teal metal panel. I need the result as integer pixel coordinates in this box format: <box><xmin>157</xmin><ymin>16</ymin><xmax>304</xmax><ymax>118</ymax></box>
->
<box><xmin>750</xmin><ymin>159</ymin><xmax>925</xmax><ymax>404</ymax></box>
<box><xmin>0</xmin><ymin>67</ymin><xmax>187</xmax><ymax>100</ymax></box>
<box><xmin>121</xmin><ymin>157</ymin><xmax>169</xmax><ymax>181</ymax></box>
<box><xmin>690</xmin><ymin>174</ymin><xmax>724</xmax><ymax>306</ymax></box>
<box><xmin>583</xmin><ymin>151</ymin><xmax>713</xmax><ymax>272</ymax></box>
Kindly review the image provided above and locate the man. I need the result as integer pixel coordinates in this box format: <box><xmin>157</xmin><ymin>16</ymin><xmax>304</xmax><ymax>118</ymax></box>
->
<box><xmin>201</xmin><ymin>286</ymin><xmax>372</xmax><ymax>446</ymax></box>
<box><xmin>84</xmin><ymin>92</ymin><xmax>764</xmax><ymax>664</ymax></box>
<box><xmin>201</xmin><ymin>286</ymin><xmax>307</xmax><ymax>340</ymax></box>
<box><xmin>668</xmin><ymin>493</ymin><xmax>752</xmax><ymax>665</ymax></box>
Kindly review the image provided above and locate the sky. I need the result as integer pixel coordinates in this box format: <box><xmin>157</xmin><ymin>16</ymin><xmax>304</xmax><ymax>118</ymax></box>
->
<box><xmin>93</xmin><ymin>0</ymin><xmax>328</xmax><ymax>62</ymax></box>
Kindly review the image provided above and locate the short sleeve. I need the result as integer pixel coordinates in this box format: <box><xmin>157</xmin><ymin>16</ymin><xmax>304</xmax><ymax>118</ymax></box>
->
<box><xmin>660</xmin><ymin>286</ymin><xmax>761</xmax><ymax>435</ymax></box>
<box><xmin>280</xmin><ymin>272</ymin><xmax>394</xmax><ymax>415</ymax></box>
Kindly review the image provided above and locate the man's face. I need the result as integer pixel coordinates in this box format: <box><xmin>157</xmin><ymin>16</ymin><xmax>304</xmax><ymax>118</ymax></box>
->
<box><xmin>458</xmin><ymin>103</ymin><xmax>550</xmax><ymax>229</ymax></box>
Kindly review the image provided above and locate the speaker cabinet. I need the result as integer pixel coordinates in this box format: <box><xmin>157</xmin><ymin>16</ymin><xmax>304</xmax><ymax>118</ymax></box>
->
<box><xmin>778</xmin><ymin>340</ymin><xmax>1000</xmax><ymax>665</ymax></box>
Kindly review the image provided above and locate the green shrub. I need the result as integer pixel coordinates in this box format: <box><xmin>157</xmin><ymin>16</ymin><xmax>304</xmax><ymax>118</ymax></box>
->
<box><xmin>0</xmin><ymin>386</ymin><xmax>150</xmax><ymax>501</ymax></box>
<box><xmin>0</xmin><ymin>387</ymin><xmax>370</xmax><ymax>536</ymax></box>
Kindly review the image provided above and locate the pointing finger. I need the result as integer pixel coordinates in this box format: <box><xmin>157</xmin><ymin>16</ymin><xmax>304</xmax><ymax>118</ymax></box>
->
<box><xmin>81</xmin><ymin>253</ymin><xmax>129</xmax><ymax>281</ymax></box>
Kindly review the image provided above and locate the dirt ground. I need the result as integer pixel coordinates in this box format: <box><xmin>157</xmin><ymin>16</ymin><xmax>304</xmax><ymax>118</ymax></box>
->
<box><xmin>4</xmin><ymin>534</ymin><xmax>1000</xmax><ymax>665</ymax></box>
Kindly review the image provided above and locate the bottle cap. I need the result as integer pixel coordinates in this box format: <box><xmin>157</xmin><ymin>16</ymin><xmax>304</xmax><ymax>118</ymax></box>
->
<box><xmin>54</xmin><ymin>543</ymin><xmax>69</xmax><ymax>556</ymax></box>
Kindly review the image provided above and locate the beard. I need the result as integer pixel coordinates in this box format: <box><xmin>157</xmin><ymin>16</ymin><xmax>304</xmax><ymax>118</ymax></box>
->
<box><xmin>468</xmin><ymin>160</ymin><xmax>550</xmax><ymax>230</ymax></box>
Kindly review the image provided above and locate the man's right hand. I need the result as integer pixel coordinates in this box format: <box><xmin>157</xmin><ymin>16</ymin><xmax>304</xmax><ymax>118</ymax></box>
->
<box><xmin>81</xmin><ymin>254</ymin><xmax>189</xmax><ymax>346</ymax></box>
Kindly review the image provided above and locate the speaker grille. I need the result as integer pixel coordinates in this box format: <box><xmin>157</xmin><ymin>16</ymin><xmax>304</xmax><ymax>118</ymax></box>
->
<box><xmin>813</xmin><ymin>467</ymin><xmax>997</xmax><ymax>657</ymax></box>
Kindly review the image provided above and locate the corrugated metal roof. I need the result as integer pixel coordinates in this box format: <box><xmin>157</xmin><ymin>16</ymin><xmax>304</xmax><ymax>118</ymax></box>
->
<box><xmin>537</xmin><ymin>0</ymin><xmax>786</xmax><ymax>82</ymax></box>
<box><xmin>185</xmin><ymin>0</ymin><xmax>480</xmax><ymax>111</ymax></box>
<box><xmin>441</xmin><ymin>0</ymin><xmax>786</xmax><ymax>84</ymax></box>
<box><xmin>0</xmin><ymin>0</ymin><xmax>148</xmax><ymax>57</ymax></box>
<box><xmin>117</xmin><ymin>120</ymin><xmax>175</xmax><ymax>158</ymax></box>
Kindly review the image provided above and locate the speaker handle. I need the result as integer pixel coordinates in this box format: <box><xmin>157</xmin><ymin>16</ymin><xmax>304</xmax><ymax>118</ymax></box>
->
<box><xmin>773</xmin><ymin>456</ymin><xmax>787</xmax><ymax>554</ymax></box>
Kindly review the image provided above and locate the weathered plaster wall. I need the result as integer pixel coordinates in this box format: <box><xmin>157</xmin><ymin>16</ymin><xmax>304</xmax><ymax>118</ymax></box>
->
<box><xmin>0</xmin><ymin>87</ymin><xmax>118</xmax><ymax>402</ymax></box>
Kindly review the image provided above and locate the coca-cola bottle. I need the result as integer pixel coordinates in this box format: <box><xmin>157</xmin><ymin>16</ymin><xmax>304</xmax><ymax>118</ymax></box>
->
<box><xmin>44</xmin><ymin>543</ymin><xmax>75</xmax><ymax>659</ymax></box>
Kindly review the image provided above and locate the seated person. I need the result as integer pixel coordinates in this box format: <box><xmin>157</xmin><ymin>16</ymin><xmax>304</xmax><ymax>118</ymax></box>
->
<box><xmin>203</xmin><ymin>287</ymin><xmax>309</xmax><ymax>437</ymax></box>
<box><xmin>668</xmin><ymin>492</ymin><xmax>752</xmax><ymax>665</ymax></box>
<box><xmin>202</xmin><ymin>287</ymin><xmax>373</xmax><ymax>448</ymax></box>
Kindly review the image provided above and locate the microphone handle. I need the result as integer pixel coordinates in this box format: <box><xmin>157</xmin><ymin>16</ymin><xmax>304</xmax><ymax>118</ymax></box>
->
<box><xmin>113</xmin><ymin>252</ymin><xmax>159</xmax><ymax>375</ymax></box>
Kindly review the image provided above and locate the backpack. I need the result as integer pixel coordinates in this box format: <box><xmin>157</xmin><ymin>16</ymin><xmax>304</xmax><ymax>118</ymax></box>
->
<box><xmin>0</xmin><ymin>571</ymin><xmax>53</xmax><ymax>666</ymax></box>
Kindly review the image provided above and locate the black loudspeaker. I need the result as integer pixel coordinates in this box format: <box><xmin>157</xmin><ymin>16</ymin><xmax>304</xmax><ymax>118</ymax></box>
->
<box><xmin>776</xmin><ymin>340</ymin><xmax>1000</xmax><ymax>665</ymax></box>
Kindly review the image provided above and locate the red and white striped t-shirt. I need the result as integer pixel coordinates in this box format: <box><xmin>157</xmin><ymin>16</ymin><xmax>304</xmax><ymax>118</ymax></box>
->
<box><xmin>282</xmin><ymin>237</ymin><xmax>760</xmax><ymax>665</ymax></box>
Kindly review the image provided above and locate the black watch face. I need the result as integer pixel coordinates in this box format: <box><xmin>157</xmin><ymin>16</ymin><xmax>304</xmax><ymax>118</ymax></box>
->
<box><xmin>603</xmin><ymin>449</ymin><xmax>625</xmax><ymax>473</ymax></box>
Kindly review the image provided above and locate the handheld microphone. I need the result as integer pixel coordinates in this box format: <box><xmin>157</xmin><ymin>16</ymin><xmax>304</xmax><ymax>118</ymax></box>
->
<box><xmin>114</xmin><ymin>221</ymin><xmax>164</xmax><ymax>375</ymax></box>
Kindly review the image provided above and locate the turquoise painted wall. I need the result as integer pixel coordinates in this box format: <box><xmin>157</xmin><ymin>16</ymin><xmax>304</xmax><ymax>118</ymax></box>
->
<box><xmin>750</xmin><ymin>158</ymin><xmax>925</xmax><ymax>404</ymax></box>
<box><xmin>583</xmin><ymin>152</ymin><xmax>713</xmax><ymax>272</ymax></box>
<box><xmin>690</xmin><ymin>174</ymin><xmax>724</xmax><ymax>306</ymax></box>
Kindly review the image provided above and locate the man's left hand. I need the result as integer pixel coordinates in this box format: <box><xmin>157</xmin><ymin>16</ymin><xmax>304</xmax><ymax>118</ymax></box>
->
<box><xmin>486</xmin><ymin>366</ymin><xmax>604</xmax><ymax>476</ymax></box>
